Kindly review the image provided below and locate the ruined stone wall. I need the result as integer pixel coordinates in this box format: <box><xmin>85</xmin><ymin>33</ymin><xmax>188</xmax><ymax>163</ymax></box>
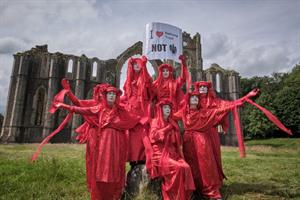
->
<box><xmin>0</xmin><ymin>32</ymin><xmax>241</xmax><ymax>145</ymax></box>
<box><xmin>182</xmin><ymin>32</ymin><xmax>203</xmax><ymax>82</ymax></box>
<box><xmin>0</xmin><ymin>45</ymin><xmax>118</xmax><ymax>143</ymax></box>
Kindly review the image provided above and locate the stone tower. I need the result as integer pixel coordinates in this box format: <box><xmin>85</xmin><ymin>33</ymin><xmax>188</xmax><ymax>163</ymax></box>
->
<box><xmin>182</xmin><ymin>31</ymin><xmax>203</xmax><ymax>82</ymax></box>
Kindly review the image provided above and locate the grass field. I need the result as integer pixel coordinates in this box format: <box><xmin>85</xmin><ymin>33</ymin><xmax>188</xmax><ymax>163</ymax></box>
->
<box><xmin>0</xmin><ymin>138</ymin><xmax>299</xmax><ymax>200</ymax></box>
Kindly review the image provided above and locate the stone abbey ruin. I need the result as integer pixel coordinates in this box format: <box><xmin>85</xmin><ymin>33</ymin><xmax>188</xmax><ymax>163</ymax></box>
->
<box><xmin>0</xmin><ymin>32</ymin><xmax>241</xmax><ymax>145</ymax></box>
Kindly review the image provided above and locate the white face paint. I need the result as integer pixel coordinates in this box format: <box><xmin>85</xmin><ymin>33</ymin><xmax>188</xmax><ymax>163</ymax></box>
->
<box><xmin>199</xmin><ymin>86</ymin><xmax>208</xmax><ymax>94</ymax></box>
<box><xmin>189</xmin><ymin>95</ymin><xmax>199</xmax><ymax>106</ymax></box>
<box><xmin>162</xmin><ymin>105</ymin><xmax>171</xmax><ymax>118</ymax></box>
<box><xmin>162</xmin><ymin>68</ymin><xmax>170</xmax><ymax>78</ymax></box>
<box><xmin>106</xmin><ymin>91</ymin><xmax>116</xmax><ymax>104</ymax></box>
<box><xmin>133</xmin><ymin>63</ymin><xmax>140</xmax><ymax>72</ymax></box>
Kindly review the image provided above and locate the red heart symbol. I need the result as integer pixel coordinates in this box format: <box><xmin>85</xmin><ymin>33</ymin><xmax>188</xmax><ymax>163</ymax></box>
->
<box><xmin>156</xmin><ymin>31</ymin><xmax>164</xmax><ymax>38</ymax></box>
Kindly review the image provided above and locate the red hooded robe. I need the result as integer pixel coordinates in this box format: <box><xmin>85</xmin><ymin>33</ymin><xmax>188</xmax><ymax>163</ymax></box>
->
<box><xmin>62</xmin><ymin>86</ymin><xmax>141</xmax><ymax>200</ymax></box>
<box><xmin>64</xmin><ymin>82</ymin><xmax>110</xmax><ymax>191</ymax></box>
<box><xmin>174</xmin><ymin>92</ymin><xmax>242</xmax><ymax>199</ymax></box>
<box><xmin>193</xmin><ymin>81</ymin><xmax>229</xmax><ymax>184</ymax></box>
<box><xmin>151</xmin><ymin>56</ymin><xmax>189</xmax><ymax>113</ymax></box>
<box><xmin>123</xmin><ymin>56</ymin><xmax>152</xmax><ymax>162</ymax></box>
<box><xmin>147</xmin><ymin>99</ymin><xmax>195</xmax><ymax>200</ymax></box>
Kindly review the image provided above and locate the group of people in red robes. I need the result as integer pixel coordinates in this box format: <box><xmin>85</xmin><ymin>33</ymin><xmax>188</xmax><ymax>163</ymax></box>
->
<box><xmin>32</xmin><ymin>55</ymin><xmax>292</xmax><ymax>200</ymax></box>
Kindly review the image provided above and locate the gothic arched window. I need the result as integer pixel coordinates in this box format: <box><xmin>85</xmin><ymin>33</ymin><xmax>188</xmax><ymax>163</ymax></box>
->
<box><xmin>31</xmin><ymin>86</ymin><xmax>46</xmax><ymax>126</ymax></box>
<box><xmin>92</xmin><ymin>61</ymin><xmax>97</xmax><ymax>77</ymax></box>
<box><xmin>67</xmin><ymin>59</ymin><xmax>73</xmax><ymax>73</ymax></box>
<box><xmin>216</xmin><ymin>73</ymin><xmax>221</xmax><ymax>93</ymax></box>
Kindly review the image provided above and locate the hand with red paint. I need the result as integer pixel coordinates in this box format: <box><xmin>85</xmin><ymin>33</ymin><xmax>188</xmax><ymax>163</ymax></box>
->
<box><xmin>53</xmin><ymin>101</ymin><xmax>72</xmax><ymax>111</ymax></box>
<box><xmin>61</xmin><ymin>78</ymin><xmax>71</xmax><ymax>91</ymax></box>
<box><xmin>179</xmin><ymin>55</ymin><xmax>186</xmax><ymax>62</ymax></box>
<box><xmin>246</xmin><ymin>88</ymin><xmax>260</xmax><ymax>98</ymax></box>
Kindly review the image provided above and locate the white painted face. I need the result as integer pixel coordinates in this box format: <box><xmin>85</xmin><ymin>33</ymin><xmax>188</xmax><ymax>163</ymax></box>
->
<box><xmin>133</xmin><ymin>63</ymin><xmax>140</xmax><ymax>72</ymax></box>
<box><xmin>162</xmin><ymin>68</ymin><xmax>170</xmax><ymax>78</ymax></box>
<box><xmin>189</xmin><ymin>95</ymin><xmax>199</xmax><ymax>106</ymax></box>
<box><xmin>106</xmin><ymin>91</ymin><xmax>116</xmax><ymax>104</ymax></box>
<box><xmin>162</xmin><ymin>105</ymin><xmax>171</xmax><ymax>118</ymax></box>
<box><xmin>199</xmin><ymin>86</ymin><xmax>208</xmax><ymax>94</ymax></box>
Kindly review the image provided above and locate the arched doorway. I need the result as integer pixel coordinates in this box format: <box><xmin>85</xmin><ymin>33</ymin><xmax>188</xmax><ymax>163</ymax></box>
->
<box><xmin>115</xmin><ymin>41</ymin><xmax>161</xmax><ymax>88</ymax></box>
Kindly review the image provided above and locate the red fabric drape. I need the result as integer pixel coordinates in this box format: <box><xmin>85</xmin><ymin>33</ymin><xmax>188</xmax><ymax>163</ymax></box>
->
<box><xmin>233</xmin><ymin>107</ymin><xmax>246</xmax><ymax>158</ymax></box>
<box><xmin>32</xmin><ymin>89</ymin><xmax>71</xmax><ymax>161</ymax></box>
<box><xmin>123</xmin><ymin>56</ymin><xmax>152</xmax><ymax>162</ymax></box>
<box><xmin>31</xmin><ymin>113</ymin><xmax>72</xmax><ymax>161</ymax></box>
<box><xmin>245</xmin><ymin>98</ymin><xmax>292</xmax><ymax>135</ymax></box>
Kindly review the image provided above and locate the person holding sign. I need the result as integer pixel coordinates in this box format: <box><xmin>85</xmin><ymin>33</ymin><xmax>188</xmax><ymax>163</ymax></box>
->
<box><xmin>151</xmin><ymin>55</ymin><xmax>189</xmax><ymax>113</ymax></box>
<box><xmin>144</xmin><ymin>23</ymin><xmax>188</xmax><ymax>113</ymax></box>
<box><xmin>144</xmin><ymin>22</ymin><xmax>183</xmax><ymax>62</ymax></box>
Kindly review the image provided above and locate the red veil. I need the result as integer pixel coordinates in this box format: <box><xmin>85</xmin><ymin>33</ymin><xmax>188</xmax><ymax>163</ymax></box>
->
<box><xmin>123</xmin><ymin>56</ymin><xmax>152</xmax><ymax>114</ymax></box>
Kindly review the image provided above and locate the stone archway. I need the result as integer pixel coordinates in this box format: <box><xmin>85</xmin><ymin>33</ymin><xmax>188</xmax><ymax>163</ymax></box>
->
<box><xmin>115</xmin><ymin>41</ymin><xmax>161</xmax><ymax>88</ymax></box>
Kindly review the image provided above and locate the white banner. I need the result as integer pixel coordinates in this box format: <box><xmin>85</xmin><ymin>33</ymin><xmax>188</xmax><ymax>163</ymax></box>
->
<box><xmin>143</xmin><ymin>22</ymin><xmax>182</xmax><ymax>62</ymax></box>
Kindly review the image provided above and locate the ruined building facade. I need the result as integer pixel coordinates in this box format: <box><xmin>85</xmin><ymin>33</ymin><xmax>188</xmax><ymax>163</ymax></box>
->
<box><xmin>0</xmin><ymin>32</ymin><xmax>241</xmax><ymax>146</ymax></box>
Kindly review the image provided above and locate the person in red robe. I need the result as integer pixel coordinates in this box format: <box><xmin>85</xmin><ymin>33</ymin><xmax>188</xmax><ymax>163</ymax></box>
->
<box><xmin>173</xmin><ymin>91</ymin><xmax>246</xmax><ymax>200</ymax></box>
<box><xmin>122</xmin><ymin>56</ymin><xmax>152</xmax><ymax>164</ymax></box>
<box><xmin>192</xmin><ymin>81</ymin><xmax>292</xmax><ymax>193</ymax></box>
<box><xmin>146</xmin><ymin>99</ymin><xmax>195</xmax><ymax>200</ymax></box>
<box><xmin>193</xmin><ymin>81</ymin><xmax>231</xmax><ymax>190</ymax></box>
<box><xmin>60</xmin><ymin>79</ymin><xmax>109</xmax><ymax>191</ymax></box>
<box><xmin>53</xmin><ymin>86</ymin><xmax>141</xmax><ymax>200</ymax></box>
<box><xmin>151</xmin><ymin>55</ymin><xmax>189</xmax><ymax>113</ymax></box>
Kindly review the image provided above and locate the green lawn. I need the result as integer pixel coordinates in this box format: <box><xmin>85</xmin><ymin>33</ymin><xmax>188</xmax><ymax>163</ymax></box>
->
<box><xmin>0</xmin><ymin>138</ymin><xmax>299</xmax><ymax>200</ymax></box>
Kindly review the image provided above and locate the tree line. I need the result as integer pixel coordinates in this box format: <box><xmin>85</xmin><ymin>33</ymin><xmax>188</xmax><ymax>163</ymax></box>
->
<box><xmin>240</xmin><ymin>64</ymin><xmax>300</xmax><ymax>139</ymax></box>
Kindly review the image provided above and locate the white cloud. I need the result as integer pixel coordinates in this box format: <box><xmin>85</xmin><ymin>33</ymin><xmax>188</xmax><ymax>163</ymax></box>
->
<box><xmin>202</xmin><ymin>33</ymin><xmax>232</xmax><ymax>59</ymax></box>
<box><xmin>204</xmin><ymin>41</ymin><xmax>300</xmax><ymax>77</ymax></box>
<box><xmin>0</xmin><ymin>54</ymin><xmax>13</xmax><ymax>114</ymax></box>
<box><xmin>0</xmin><ymin>37</ymin><xmax>28</xmax><ymax>54</ymax></box>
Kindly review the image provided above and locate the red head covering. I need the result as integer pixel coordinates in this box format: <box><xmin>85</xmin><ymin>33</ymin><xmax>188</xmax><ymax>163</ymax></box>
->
<box><xmin>182</xmin><ymin>91</ymin><xmax>202</xmax><ymax>113</ymax></box>
<box><xmin>193</xmin><ymin>81</ymin><xmax>218</xmax><ymax>108</ymax></box>
<box><xmin>155</xmin><ymin>99</ymin><xmax>179</xmax><ymax>130</ymax></box>
<box><xmin>93</xmin><ymin>83</ymin><xmax>110</xmax><ymax>102</ymax></box>
<box><xmin>123</xmin><ymin>55</ymin><xmax>152</xmax><ymax>98</ymax></box>
<box><xmin>154</xmin><ymin>64</ymin><xmax>174</xmax><ymax>84</ymax></box>
<box><xmin>194</xmin><ymin>81</ymin><xmax>216</xmax><ymax>97</ymax></box>
<box><xmin>152</xmin><ymin>64</ymin><xmax>177</xmax><ymax>106</ymax></box>
<box><xmin>101</xmin><ymin>85</ymin><xmax>122</xmax><ymax>107</ymax></box>
<box><xmin>194</xmin><ymin>81</ymin><xmax>211</xmax><ymax>88</ymax></box>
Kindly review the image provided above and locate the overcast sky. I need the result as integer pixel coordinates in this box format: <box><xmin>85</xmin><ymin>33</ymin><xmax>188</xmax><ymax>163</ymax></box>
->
<box><xmin>0</xmin><ymin>0</ymin><xmax>299</xmax><ymax>114</ymax></box>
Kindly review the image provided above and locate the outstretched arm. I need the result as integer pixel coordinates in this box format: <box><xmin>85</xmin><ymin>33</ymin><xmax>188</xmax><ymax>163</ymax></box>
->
<box><xmin>53</xmin><ymin>102</ymin><xmax>99</xmax><ymax>115</ymax></box>
<box><xmin>234</xmin><ymin>88</ymin><xmax>260</xmax><ymax>105</ymax></box>
<box><xmin>61</xmin><ymin>79</ymin><xmax>81</xmax><ymax>106</ymax></box>
<box><xmin>177</xmin><ymin>55</ymin><xmax>189</xmax><ymax>86</ymax></box>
